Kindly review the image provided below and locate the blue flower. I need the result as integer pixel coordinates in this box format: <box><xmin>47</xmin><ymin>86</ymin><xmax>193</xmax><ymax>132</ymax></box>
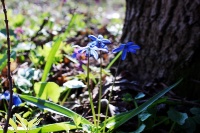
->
<box><xmin>88</xmin><ymin>34</ymin><xmax>111</xmax><ymax>50</ymax></box>
<box><xmin>73</xmin><ymin>43</ymin><xmax>108</xmax><ymax>60</ymax></box>
<box><xmin>112</xmin><ymin>42</ymin><xmax>140</xmax><ymax>60</ymax></box>
<box><xmin>0</xmin><ymin>91</ymin><xmax>22</xmax><ymax>106</ymax></box>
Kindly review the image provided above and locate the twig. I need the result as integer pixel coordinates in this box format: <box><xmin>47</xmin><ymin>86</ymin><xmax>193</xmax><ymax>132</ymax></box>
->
<box><xmin>1</xmin><ymin>0</ymin><xmax>13</xmax><ymax>132</ymax></box>
<box><xmin>31</xmin><ymin>17</ymin><xmax>49</xmax><ymax>41</ymax></box>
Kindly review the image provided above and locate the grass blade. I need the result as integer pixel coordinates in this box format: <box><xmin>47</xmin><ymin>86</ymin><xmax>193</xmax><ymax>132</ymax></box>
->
<box><xmin>19</xmin><ymin>95</ymin><xmax>92</xmax><ymax>126</ymax></box>
<box><xmin>0</xmin><ymin>122</ymin><xmax>78</xmax><ymax>133</ymax></box>
<box><xmin>39</xmin><ymin>122</ymin><xmax>78</xmax><ymax>132</ymax></box>
<box><xmin>106</xmin><ymin>51</ymin><xmax>122</xmax><ymax>70</ymax></box>
<box><xmin>41</xmin><ymin>38</ymin><xmax>62</xmax><ymax>82</ymax></box>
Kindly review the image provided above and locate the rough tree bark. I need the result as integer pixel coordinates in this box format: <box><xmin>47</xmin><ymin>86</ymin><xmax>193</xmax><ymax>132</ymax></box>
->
<box><xmin>121</xmin><ymin>0</ymin><xmax>200</xmax><ymax>98</ymax></box>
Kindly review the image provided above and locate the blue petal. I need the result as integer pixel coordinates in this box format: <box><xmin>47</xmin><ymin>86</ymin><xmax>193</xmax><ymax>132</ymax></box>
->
<box><xmin>129</xmin><ymin>49</ymin><xmax>137</xmax><ymax>54</ymax></box>
<box><xmin>71</xmin><ymin>53</ymin><xmax>77</xmax><ymax>58</ymax></box>
<box><xmin>102</xmin><ymin>45</ymin><xmax>108</xmax><ymax>51</ymax></box>
<box><xmin>85</xmin><ymin>49</ymin><xmax>90</xmax><ymax>56</ymax></box>
<box><xmin>127</xmin><ymin>42</ymin><xmax>134</xmax><ymax>46</ymax></box>
<box><xmin>128</xmin><ymin>45</ymin><xmax>140</xmax><ymax>50</ymax></box>
<box><xmin>88</xmin><ymin>42</ymin><xmax>96</xmax><ymax>48</ymax></box>
<box><xmin>78</xmin><ymin>46</ymin><xmax>88</xmax><ymax>53</ymax></box>
<box><xmin>1</xmin><ymin>91</ymin><xmax>10</xmax><ymax>100</ymax></box>
<box><xmin>88</xmin><ymin>35</ymin><xmax>97</xmax><ymax>41</ymax></box>
<box><xmin>121</xmin><ymin>49</ymin><xmax>127</xmax><ymax>60</ymax></box>
<box><xmin>78</xmin><ymin>49</ymin><xmax>83</xmax><ymax>53</ymax></box>
<box><xmin>90</xmin><ymin>49</ymin><xmax>98</xmax><ymax>60</ymax></box>
<box><xmin>112</xmin><ymin>44</ymin><xmax>125</xmax><ymax>53</ymax></box>
<box><xmin>13</xmin><ymin>94</ymin><xmax>22</xmax><ymax>106</ymax></box>
<box><xmin>102</xmin><ymin>39</ymin><xmax>111</xmax><ymax>44</ymax></box>
<box><xmin>98</xmin><ymin>35</ymin><xmax>103</xmax><ymax>39</ymax></box>
<box><xmin>128</xmin><ymin>45</ymin><xmax>140</xmax><ymax>53</ymax></box>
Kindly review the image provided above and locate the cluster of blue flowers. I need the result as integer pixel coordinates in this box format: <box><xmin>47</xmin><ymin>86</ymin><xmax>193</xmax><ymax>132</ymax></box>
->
<box><xmin>74</xmin><ymin>34</ymin><xmax>140</xmax><ymax>61</ymax></box>
<box><xmin>0</xmin><ymin>91</ymin><xmax>22</xmax><ymax>106</ymax></box>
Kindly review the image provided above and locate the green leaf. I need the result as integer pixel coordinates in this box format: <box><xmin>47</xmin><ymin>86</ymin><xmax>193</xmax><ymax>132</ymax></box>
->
<box><xmin>135</xmin><ymin>92</ymin><xmax>145</xmax><ymax>100</ymax></box>
<box><xmin>0</xmin><ymin>29</ymin><xmax>16</xmax><ymax>37</ymax></box>
<box><xmin>41</xmin><ymin>38</ymin><xmax>62</xmax><ymax>82</ymax></box>
<box><xmin>102</xmin><ymin>79</ymin><xmax>183</xmax><ymax>131</ymax></box>
<box><xmin>82</xmin><ymin>124</ymin><xmax>93</xmax><ymax>133</ymax></box>
<box><xmin>193</xmin><ymin>115</ymin><xmax>200</xmax><ymax>124</ymax></box>
<box><xmin>183</xmin><ymin>118</ymin><xmax>196</xmax><ymax>133</ymax></box>
<box><xmin>89</xmin><ymin>73</ymin><xmax>97</xmax><ymax>84</ymax></box>
<box><xmin>32</xmin><ymin>118</ymin><xmax>43</xmax><ymax>128</ymax></box>
<box><xmin>12</xmin><ymin>14</ymin><xmax>25</xmax><ymax>27</ymax></box>
<box><xmin>0</xmin><ymin>122</ymin><xmax>78</xmax><ymax>133</ymax></box>
<box><xmin>9</xmin><ymin>118</ymin><xmax>17</xmax><ymax>131</ymax></box>
<box><xmin>28</xmin><ymin>118</ymin><xmax>37</xmax><ymax>129</ymax></box>
<box><xmin>19</xmin><ymin>94</ymin><xmax>92</xmax><ymax>126</ymax></box>
<box><xmin>14</xmin><ymin>77</ymin><xmax>32</xmax><ymax>93</ymax></box>
<box><xmin>131</xmin><ymin>124</ymin><xmax>146</xmax><ymax>133</ymax></box>
<box><xmin>138</xmin><ymin>111</ymin><xmax>151</xmax><ymax>121</ymax></box>
<box><xmin>122</xmin><ymin>93</ymin><xmax>134</xmax><ymax>102</ymax></box>
<box><xmin>15</xmin><ymin>113</ymin><xmax>28</xmax><ymax>129</ymax></box>
<box><xmin>63</xmin><ymin>80</ymin><xmax>86</xmax><ymax>89</ymax></box>
<box><xmin>34</xmin><ymin>82</ymin><xmax>62</xmax><ymax>103</ymax></box>
<box><xmin>13</xmin><ymin>68</ymin><xmax>35</xmax><ymax>93</ymax></box>
<box><xmin>190</xmin><ymin>107</ymin><xmax>200</xmax><ymax>115</ymax></box>
<box><xmin>167</xmin><ymin>108</ymin><xmax>188</xmax><ymax>125</ymax></box>
<box><xmin>73</xmin><ymin>115</ymin><xmax>82</xmax><ymax>127</ymax></box>
<box><xmin>40</xmin><ymin>122</ymin><xmax>78</xmax><ymax>132</ymax></box>
<box><xmin>0</xmin><ymin>51</ymin><xmax>16</xmax><ymax>72</ymax></box>
<box><xmin>13</xmin><ymin>43</ymin><xmax>36</xmax><ymax>51</ymax></box>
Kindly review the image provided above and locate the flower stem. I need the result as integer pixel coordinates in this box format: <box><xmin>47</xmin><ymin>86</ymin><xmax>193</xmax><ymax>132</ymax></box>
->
<box><xmin>60</xmin><ymin>88</ymin><xmax>71</xmax><ymax>106</ymax></box>
<box><xmin>103</xmin><ymin>59</ymin><xmax>121</xmax><ymax>133</ymax></box>
<box><xmin>97</xmin><ymin>51</ymin><xmax>103</xmax><ymax>128</ymax></box>
<box><xmin>87</xmin><ymin>56</ymin><xmax>97</xmax><ymax>126</ymax></box>
<box><xmin>1</xmin><ymin>0</ymin><xmax>13</xmax><ymax>132</ymax></box>
<box><xmin>169</xmin><ymin>121</ymin><xmax>176</xmax><ymax>133</ymax></box>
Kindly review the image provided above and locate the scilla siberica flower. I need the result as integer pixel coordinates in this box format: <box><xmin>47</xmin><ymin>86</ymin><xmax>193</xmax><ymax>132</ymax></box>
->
<box><xmin>74</xmin><ymin>44</ymin><xmax>108</xmax><ymax>60</ymax></box>
<box><xmin>0</xmin><ymin>91</ymin><xmax>22</xmax><ymax>106</ymax></box>
<box><xmin>88</xmin><ymin>35</ymin><xmax>111</xmax><ymax>50</ymax></box>
<box><xmin>112</xmin><ymin>42</ymin><xmax>140</xmax><ymax>60</ymax></box>
<box><xmin>73</xmin><ymin>35</ymin><xmax>110</xmax><ymax>60</ymax></box>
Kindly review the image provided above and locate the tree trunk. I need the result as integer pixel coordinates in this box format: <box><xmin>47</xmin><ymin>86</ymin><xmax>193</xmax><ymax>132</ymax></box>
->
<box><xmin>121</xmin><ymin>0</ymin><xmax>200</xmax><ymax>98</ymax></box>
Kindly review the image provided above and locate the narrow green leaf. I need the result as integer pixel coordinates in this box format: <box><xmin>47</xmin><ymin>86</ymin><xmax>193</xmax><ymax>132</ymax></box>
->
<box><xmin>28</xmin><ymin>118</ymin><xmax>37</xmax><ymax>129</ymax></box>
<box><xmin>41</xmin><ymin>38</ymin><xmax>62</xmax><ymax>82</ymax></box>
<box><xmin>103</xmin><ymin>79</ymin><xmax>183</xmax><ymax>131</ymax></box>
<box><xmin>32</xmin><ymin>118</ymin><xmax>43</xmax><ymax>127</ymax></box>
<box><xmin>19</xmin><ymin>94</ymin><xmax>92</xmax><ymax>126</ymax></box>
<box><xmin>39</xmin><ymin>122</ymin><xmax>77</xmax><ymax>132</ymax></box>
<box><xmin>106</xmin><ymin>51</ymin><xmax>122</xmax><ymax>70</ymax></box>
<box><xmin>73</xmin><ymin>115</ymin><xmax>82</xmax><ymax>127</ymax></box>
<box><xmin>0</xmin><ymin>122</ymin><xmax>78</xmax><ymax>133</ymax></box>
<box><xmin>9</xmin><ymin>118</ymin><xmax>17</xmax><ymax>131</ymax></box>
<box><xmin>15</xmin><ymin>113</ymin><xmax>28</xmax><ymax>129</ymax></box>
